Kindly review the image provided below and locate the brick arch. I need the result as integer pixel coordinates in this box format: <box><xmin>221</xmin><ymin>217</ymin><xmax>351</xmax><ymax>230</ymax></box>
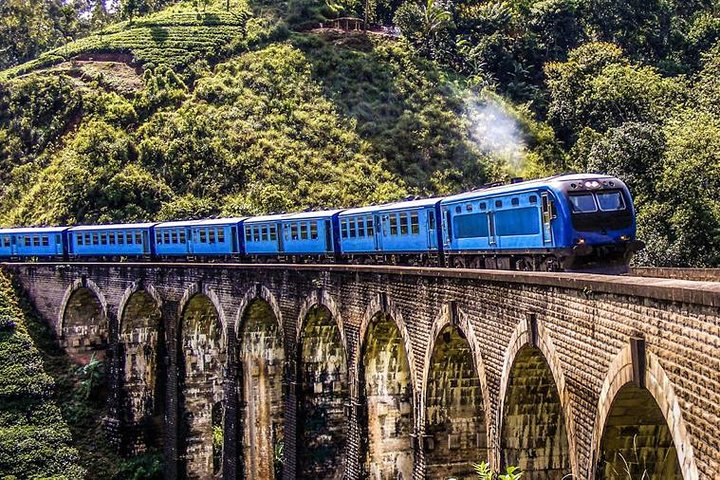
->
<box><xmin>234</xmin><ymin>284</ymin><xmax>284</xmax><ymax>342</ymax></box>
<box><xmin>178</xmin><ymin>283</ymin><xmax>228</xmax><ymax>347</ymax></box>
<box><xmin>419</xmin><ymin>303</ymin><xmax>492</xmax><ymax>456</ymax></box>
<box><xmin>117</xmin><ymin>282</ymin><xmax>163</xmax><ymax>331</ymax></box>
<box><xmin>353</xmin><ymin>293</ymin><xmax>418</xmax><ymax>400</ymax></box>
<box><xmin>497</xmin><ymin>316</ymin><xmax>579</xmax><ymax>477</ymax></box>
<box><xmin>591</xmin><ymin>346</ymin><xmax>699</xmax><ymax>480</ymax></box>
<box><xmin>58</xmin><ymin>277</ymin><xmax>108</xmax><ymax>336</ymax></box>
<box><xmin>295</xmin><ymin>289</ymin><xmax>346</xmax><ymax>355</ymax></box>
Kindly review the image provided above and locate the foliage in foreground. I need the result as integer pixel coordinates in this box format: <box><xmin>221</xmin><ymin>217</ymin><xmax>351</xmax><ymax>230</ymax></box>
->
<box><xmin>0</xmin><ymin>270</ymin><xmax>85</xmax><ymax>480</ymax></box>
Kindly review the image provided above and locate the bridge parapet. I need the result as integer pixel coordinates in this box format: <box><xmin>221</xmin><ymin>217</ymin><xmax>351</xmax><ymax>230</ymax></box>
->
<box><xmin>4</xmin><ymin>262</ymin><xmax>718</xmax><ymax>480</ymax></box>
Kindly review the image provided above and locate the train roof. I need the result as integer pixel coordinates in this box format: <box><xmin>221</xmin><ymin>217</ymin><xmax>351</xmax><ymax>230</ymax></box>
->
<box><xmin>244</xmin><ymin>213</ymin><xmax>293</xmax><ymax>224</ymax></box>
<box><xmin>155</xmin><ymin>217</ymin><xmax>246</xmax><ymax>228</ymax></box>
<box><xmin>440</xmin><ymin>173</ymin><xmax>617</xmax><ymax>204</ymax></box>
<box><xmin>282</xmin><ymin>209</ymin><xmax>343</xmax><ymax>220</ymax></box>
<box><xmin>0</xmin><ymin>226</ymin><xmax>70</xmax><ymax>234</ymax></box>
<box><xmin>69</xmin><ymin>222</ymin><xmax>158</xmax><ymax>232</ymax></box>
<box><xmin>340</xmin><ymin>198</ymin><xmax>441</xmax><ymax>216</ymax></box>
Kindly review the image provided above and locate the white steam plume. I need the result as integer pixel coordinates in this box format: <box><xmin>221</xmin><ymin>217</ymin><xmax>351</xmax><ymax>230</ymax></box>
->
<box><xmin>464</xmin><ymin>93</ymin><xmax>527</xmax><ymax>173</ymax></box>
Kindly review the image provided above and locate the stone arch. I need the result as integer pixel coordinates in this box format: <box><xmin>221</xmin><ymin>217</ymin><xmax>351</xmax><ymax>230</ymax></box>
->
<box><xmin>178</xmin><ymin>290</ymin><xmax>227</xmax><ymax>480</ymax></box>
<box><xmin>295</xmin><ymin>288</ymin><xmax>346</xmax><ymax>355</ymax></box>
<box><xmin>117</xmin><ymin>283</ymin><xmax>164</xmax><ymax>454</ymax></box>
<box><xmin>353</xmin><ymin>293</ymin><xmax>418</xmax><ymax>399</ymax></box>
<box><xmin>421</xmin><ymin>304</ymin><xmax>492</xmax><ymax>478</ymax></box>
<box><xmin>592</xmin><ymin>346</ymin><xmax>699</xmax><ymax>480</ymax></box>
<box><xmin>498</xmin><ymin>317</ymin><xmax>577</xmax><ymax>478</ymax></box>
<box><xmin>357</xmin><ymin>295</ymin><xmax>416</xmax><ymax>480</ymax></box>
<box><xmin>296</xmin><ymin>299</ymin><xmax>349</xmax><ymax>479</ymax></box>
<box><xmin>59</xmin><ymin>277</ymin><xmax>109</xmax><ymax>364</ymax></box>
<box><xmin>236</xmin><ymin>291</ymin><xmax>286</xmax><ymax>480</ymax></box>
<box><xmin>178</xmin><ymin>283</ymin><xmax>228</xmax><ymax>345</ymax></box>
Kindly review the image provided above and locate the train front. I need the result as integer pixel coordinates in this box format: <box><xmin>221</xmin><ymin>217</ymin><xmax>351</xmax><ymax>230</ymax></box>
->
<box><xmin>551</xmin><ymin>174</ymin><xmax>644</xmax><ymax>273</ymax></box>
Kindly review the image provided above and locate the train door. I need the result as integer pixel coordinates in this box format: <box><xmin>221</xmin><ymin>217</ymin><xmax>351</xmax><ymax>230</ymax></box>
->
<box><xmin>443</xmin><ymin>208</ymin><xmax>452</xmax><ymax>248</ymax></box>
<box><xmin>374</xmin><ymin>214</ymin><xmax>383</xmax><ymax>252</ymax></box>
<box><xmin>541</xmin><ymin>193</ymin><xmax>554</xmax><ymax>245</ymax></box>
<box><xmin>10</xmin><ymin>235</ymin><xmax>17</xmax><ymax>256</ymax></box>
<box><xmin>231</xmin><ymin>226</ymin><xmax>238</xmax><ymax>254</ymax></box>
<box><xmin>488</xmin><ymin>213</ymin><xmax>497</xmax><ymax>247</ymax></box>
<box><xmin>324</xmin><ymin>220</ymin><xmax>332</xmax><ymax>252</ymax></box>
<box><xmin>427</xmin><ymin>208</ymin><xmax>437</xmax><ymax>250</ymax></box>
<box><xmin>188</xmin><ymin>228</ymin><xmax>195</xmax><ymax>254</ymax></box>
<box><xmin>142</xmin><ymin>231</ymin><xmax>150</xmax><ymax>254</ymax></box>
<box><xmin>277</xmin><ymin>223</ymin><xmax>285</xmax><ymax>253</ymax></box>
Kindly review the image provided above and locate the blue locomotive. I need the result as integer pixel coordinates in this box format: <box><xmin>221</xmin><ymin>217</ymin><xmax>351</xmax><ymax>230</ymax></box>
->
<box><xmin>0</xmin><ymin>174</ymin><xmax>644</xmax><ymax>273</ymax></box>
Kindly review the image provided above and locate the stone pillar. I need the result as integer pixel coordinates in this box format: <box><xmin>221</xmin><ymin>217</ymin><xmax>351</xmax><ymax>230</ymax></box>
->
<box><xmin>162</xmin><ymin>300</ymin><xmax>180</xmax><ymax>480</ymax></box>
<box><xmin>104</xmin><ymin>306</ymin><xmax>123</xmax><ymax>450</ymax></box>
<box><xmin>223</xmin><ymin>326</ymin><xmax>238</xmax><ymax>480</ymax></box>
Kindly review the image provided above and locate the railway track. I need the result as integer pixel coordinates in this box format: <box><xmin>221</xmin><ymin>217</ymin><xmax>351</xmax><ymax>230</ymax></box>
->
<box><xmin>631</xmin><ymin>267</ymin><xmax>720</xmax><ymax>282</ymax></box>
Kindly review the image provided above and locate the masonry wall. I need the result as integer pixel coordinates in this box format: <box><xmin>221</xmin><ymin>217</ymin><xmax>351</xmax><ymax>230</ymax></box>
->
<box><xmin>5</xmin><ymin>263</ymin><xmax>719</xmax><ymax>480</ymax></box>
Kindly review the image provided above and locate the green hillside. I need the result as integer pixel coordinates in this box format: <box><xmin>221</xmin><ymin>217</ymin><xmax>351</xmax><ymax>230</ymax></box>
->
<box><xmin>1</xmin><ymin>0</ymin><xmax>719</xmax><ymax>268</ymax></box>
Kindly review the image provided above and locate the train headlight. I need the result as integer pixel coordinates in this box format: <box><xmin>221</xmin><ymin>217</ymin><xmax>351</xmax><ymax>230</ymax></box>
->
<box><xmin>575</xmin><ymin>238</ymin><xmax>586</xmax><ymax>245</ymax></box>
<box><xmin>584</xmin><ymin>180</ymin><xmax>600</xmax><ymax>189</ymax></box>
<box><xmin>620</xmin><ymin>235</ymin><xmax>630</xmax><ymax>241</ymax></box>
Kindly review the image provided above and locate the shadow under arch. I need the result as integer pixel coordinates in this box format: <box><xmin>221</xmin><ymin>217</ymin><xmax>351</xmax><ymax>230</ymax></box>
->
<box><xmin>497</xmin><ymin>317</ymin><xmax>578</xmax><ymax>478</ymax></box>
<box><xmin>177</xmin><ymin>288</ymin><xmax>227</xmax><ymax>480</ymax></box>
<box><xmin>356</xmin><ymin>293</ymin><xmax>417</xmax><ymax>480</ymax></box>
<box><xmin>296</xmin><ymin>296</ymin><xmax>349</xmax><ymax>479</ymax></box>
<box><xmin>235</xmin><ymin>288</ymin><xmax>286</xmax><ymax>480</ymax></box>
<box><xmin>58</xmin><ymin>277</ymin><xmax>109</xmax><ymax>363</ymax></box>
<box><xmin>117</xmin><ymin>284</ymin><xmax>165</xmax><ymax>454</ymax></box>
<box><xmin>591</xmin><ymin>346</ymin><xmax>699</xmax><ymax>480</ymax></box>
<box><xmin>420</xmin><ymin>303</ymin><xmax>493</xmax><ymax>477</ymax></box>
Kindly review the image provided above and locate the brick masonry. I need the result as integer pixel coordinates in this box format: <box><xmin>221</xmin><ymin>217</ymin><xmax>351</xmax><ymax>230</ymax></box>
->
<box><xmin>4</xmin><ymin>263</ymin><xmax>719</xmax><ymax>480</ymax></box>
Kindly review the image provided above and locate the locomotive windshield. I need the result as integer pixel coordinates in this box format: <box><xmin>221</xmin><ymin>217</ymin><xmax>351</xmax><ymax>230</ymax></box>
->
<box><xmin>567</xmin><ymin>190</ymin><xmax>631</xmax><ymax>232</ymax></box>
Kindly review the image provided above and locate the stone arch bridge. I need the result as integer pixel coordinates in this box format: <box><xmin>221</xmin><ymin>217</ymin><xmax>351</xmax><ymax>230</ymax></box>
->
<box><xmin>4</xmin><ymin>262</ymin><xmax>719</xmax><ymax>480</ymax></box>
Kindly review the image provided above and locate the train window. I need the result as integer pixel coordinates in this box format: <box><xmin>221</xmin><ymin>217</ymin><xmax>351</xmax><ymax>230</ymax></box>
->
<box><xmin>168</xmin><ymin>231</ymin><xmax>175</xmax><ymax>244</ymax></box>
<box><xmin>569</xmin><ymin>193</ymin><xmax>597</xmax><ymax>213</ymax></box>
<box><xmin>269</xmin><ymin>226</ymin><xmax>277</xmax><ymax>241</ymax></box>
<box><xmin>299</xmin><ymin>224</ymin><xmax>307</xmax><ymax>240</ymax></box>
<box><xmin>200</xmin><ymin>230</ymin><xmax>207</xmax><ymax>243</ymax></box>
<box><xmin>165</xmin><ymin>231</ymin><xmax>171</xmax><ymax>244</ymax></box>
<box><xmin>101</xmin><ymin>234</ymin><xmax>108</xmax><ymax>245</ymax></box>
<box><xmin>455</xmin><ymin>206</ymin><xmax>461</xmax><ymax>213</ymax></box>
<box><xmin>118</xmin><ymin>233</ymin><xmax>125</xmax><ymax>245</ymax></box>
<box><xmin>455</xmin><ymin>213</ymin><xmax>489</xmax><ymax>238</ymax></box>
<box><xmin>410</xmin><ymin>212</ymin><xmax>420</xmax><ymax>234</ymax></box>
<box><xmin>389</xmin><ymin>215</ymin><xmax>398</xmax><ymax>235</ymax></box>
<box><xmin>126</xmin><ymin>232</ymin><xmax>133</xmax><ymax>244</ymax></box>
<box><xmin>511</xmin><ymin>198</ymin><xmax>520</xmax><ymax>206</ymax></box>
<box><xmin>77</xmin><ymin>235</ymin><xmax>84</xmax><ymax>246</ymax></box>
<box><xmin>3</xmin><ymin>237</ymin><xmax>9</xmax><ymax>248</ymax></box>
<box><xmin>596</xmin><ymin>191</ymin><xmax>626</xmax><ymax>211</ymax></box>
<box><xmin>466</xmin><ymin>204</ymin><xmax>473</xmax><ymax>211</ymax></box>
<box><xmin>93</xmin><ymin>234</ymin><xmax>99</xmax><ymax>245</ymax></box>
<box><xmin>496</xmin><ymin>208</ymin><xmax>541</xmax><ymax>236</ymax></box>
<box><xmin>290</xmin><ymin>224</ymin><xmax>298</xmax><ymax>241</ymax></box>
<box><xmin>349</xmin><ymin>219</ymin><xmax>357</xmax><ymax>238</ymax></box>
<box><xmin>400</xmin><ymin>214</ymin><xmax>409</xmax><ymax>235</ymax></box>
<box><xmin>253</xmin><ymin>227</ymin><xmax>260</xmax><ymax>242</ymax></box>
<box><xmin>135</xmin><ymin>232</ymin><xmax>142</xmax><ymax>244</ymax></box>
<box><xmin>218</xmin><ymin>229</ymin><xmax>225</xmax><ymax>243</ymax></box>
<box><xmin>479</xmin><ymin>202</ymin><xmax>486</xmax><ymax>210</ymax></box>
<box><xmin>42</xmin><ymin>236</ymin><xmax>50</xmax><ymax>247</ymax></box>
<box><xmin>495</xmin><ymin>200</ymin><xmax>503</xmax><ymax>208</ymax></box>
<box><xmin>310</xmin><ymin>222</ymin><xmax>318</xmax><ymax>240</ymax></box>
<box><xmin>209</xmin><ymin>229</ymin><xmax>216</xmax><ymax>244</ymax></box>
<box><xmin>33</xmin><ymin>236</ymin><xmax>41</xmax><ymax>247</ymax></box>
<box><xmin>356</xmin><ymin>218</ymin><xmax>364</xmax><ymax>237</ymax></box>
<box><xmin>529</xmin><ymin>195</ymin><xmax>538</xmax><ymax>204</ymax></box>
<box><xmin>259</xmin><ymin>226</ymin><xmax>266</xmax><ymax>241</ymax></box>
<box><xmin>156</xmin><ymin>232</ymin><xmax>163</xmax><ymax>244</ymax></box>
<box><xmin>245</xmin><ymin>228</ymin><xmax>252</xmax><ymax>242</ymax></box>
<box><xmin>179</xmin><ymin>231</ymin><xmax>186</xmax><ymax>243</ymax></box>
<box><xmin>367</xmin><ymin>217</ymin><xmax>374</xmax><ymax>236</ymax></box>
<box><xmin>428</xmin><ymin>211</ymin><xmax>435</xmax><ymax>230</ymax></box>
<box><xmin>341</xmin><ymin>220</ymin><xmax>348</xmax><ymax>238</ymax></box>
<box><xmin>109</xmin><ymin>233</ymin><xmax>116</xmax><ymax>245</ymax></box>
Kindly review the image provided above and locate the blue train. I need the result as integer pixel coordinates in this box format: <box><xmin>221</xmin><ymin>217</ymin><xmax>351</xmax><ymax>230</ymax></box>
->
<box><xmin>0</xmin><ymin>174</ymin><xmax>644</xmax><ymax>272</ymax></box>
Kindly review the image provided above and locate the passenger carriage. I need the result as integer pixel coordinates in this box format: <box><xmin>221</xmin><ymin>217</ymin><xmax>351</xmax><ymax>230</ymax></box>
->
<box><xmin>154</xmin><ymin>218</ymin><xmax>245</xmax><ymax>259</ymax></box>
<box><xmin>278</xmin><ymin>210</ymin><xmax>341</xmax><ymax>262</ymax></box>
<box><xmin>339</xmin><ymin>198</ymin><xmax>442</xmax><ymax>264</ymax></box>
<box><xmin>243</xmin><ymin>214</ymin><xmax>288</xmax><ymax>259</ymax></box>
<box><xmin>68</xmin><ymin>223</ymin><xmax>156</xmax><ymax>258</ymax></box>
<box><xmin>0</xmin><ymin>226</ymin><xmax>69</xmax><ymax>259</ymax></box>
